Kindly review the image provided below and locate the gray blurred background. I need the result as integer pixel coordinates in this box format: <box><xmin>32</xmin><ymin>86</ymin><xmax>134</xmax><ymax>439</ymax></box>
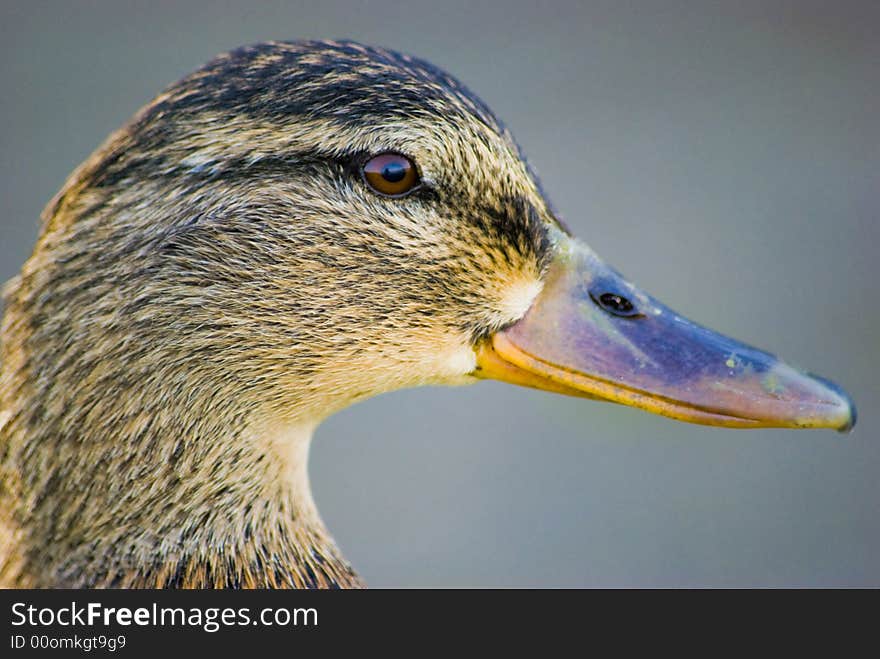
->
<box><xmin>1</xmin><ymin>1</ymin><xmax>877</xmax><ymax>587</ymax></box>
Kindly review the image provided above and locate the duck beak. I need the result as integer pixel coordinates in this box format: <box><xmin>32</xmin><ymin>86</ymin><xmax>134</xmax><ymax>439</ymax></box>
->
<box><xmin>474</xmin><ymin>230</ymin><xmax>856</xmax><ymax>432</ymax></box>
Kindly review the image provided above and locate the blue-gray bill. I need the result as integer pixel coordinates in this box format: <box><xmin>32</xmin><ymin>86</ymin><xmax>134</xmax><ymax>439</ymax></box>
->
<box><xmin>474</xmin><ymin>230</ymin><xmax>856</xmax><ymax>433</ymax></box>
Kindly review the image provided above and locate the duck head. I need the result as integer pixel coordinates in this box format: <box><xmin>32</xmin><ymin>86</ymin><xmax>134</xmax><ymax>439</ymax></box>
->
<box><xmin>0</xmin><ymin>41</ymin><xmax>854</xmax><ymax>588</ymax></box>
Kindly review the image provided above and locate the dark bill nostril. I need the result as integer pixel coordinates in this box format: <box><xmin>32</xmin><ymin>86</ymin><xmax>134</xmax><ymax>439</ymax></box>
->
<box><xmin>599</xmin><ymin>293</ymin><xmax>632</xmax><ymax>312</ymax></box>
<box><xmin>591</xmin><ymin>291</ymin><xmax>641</xmax><ymax>318</ymax></box>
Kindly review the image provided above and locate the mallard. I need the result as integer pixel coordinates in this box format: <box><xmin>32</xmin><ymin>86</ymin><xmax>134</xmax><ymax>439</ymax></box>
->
<box><xmin>0</xmin><ymin>40</ymin><xmax>855</xmax><ymax>588</ymax></box>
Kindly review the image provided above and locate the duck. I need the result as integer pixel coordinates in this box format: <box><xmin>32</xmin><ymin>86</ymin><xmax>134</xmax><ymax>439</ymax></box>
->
<box><xmin>0</xmin><ymin>40</ymin><xmax>856</xmax><ymax>589</ymax></box>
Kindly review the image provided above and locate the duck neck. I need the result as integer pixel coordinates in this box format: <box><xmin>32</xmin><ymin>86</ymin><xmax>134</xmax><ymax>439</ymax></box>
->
<box><xmin>2</xmin><ymin>410</ymin><xmax>364</xmax><ymax>589</ymax></box>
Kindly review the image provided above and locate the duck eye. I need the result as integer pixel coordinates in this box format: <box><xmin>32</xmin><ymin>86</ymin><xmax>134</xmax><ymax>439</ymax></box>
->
<box><xmin>361</xmin><ymin>153</ymin><xmax>420</xmax><ymax>197</ymax></box>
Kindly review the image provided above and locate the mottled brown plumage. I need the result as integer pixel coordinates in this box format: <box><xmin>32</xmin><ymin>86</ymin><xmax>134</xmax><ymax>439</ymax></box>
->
<box><xmin>0</xmin><ymin>41</ymin><xmax>557</xmax><ymax>587</ymax></box>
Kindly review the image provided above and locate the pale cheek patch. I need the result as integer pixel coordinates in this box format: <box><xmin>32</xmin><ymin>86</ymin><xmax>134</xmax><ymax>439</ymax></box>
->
<box><xmin>440</xmin><ymin>343</ymin><xmax>479</xmax><ymax>381</ymax></box>
<box><xmin>425</xmin><ymin>277</ymin><xmax>543</xmax><ymax>388</ymax></box>
<box><xmin>496</xmin><ymin>277</ymin><xmax>544</xmax><ymax>325</ymax></box>
<box><xmin>413</xmin><ymin>337</ymin><xmax>478</xmax><ymax>386</ymax></box>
